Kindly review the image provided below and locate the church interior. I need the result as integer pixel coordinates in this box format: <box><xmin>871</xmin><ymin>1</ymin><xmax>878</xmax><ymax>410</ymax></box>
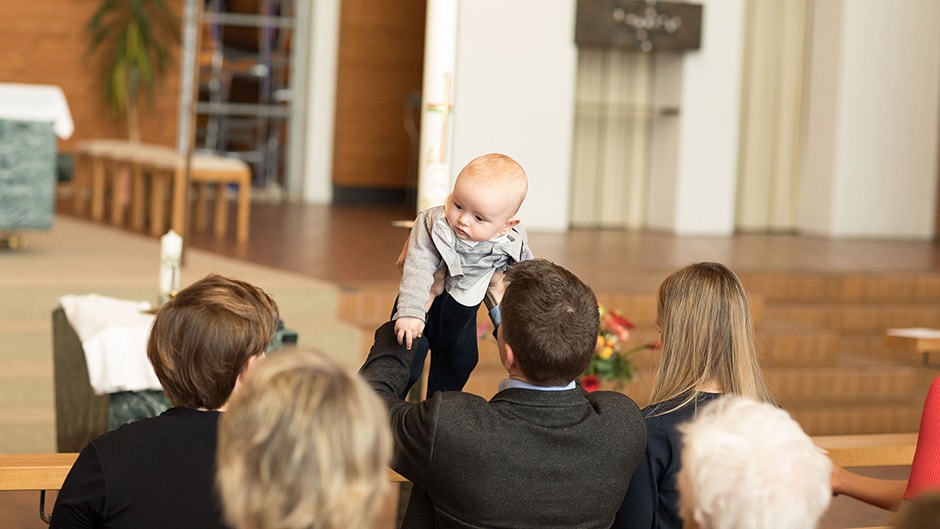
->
<box><xmin>1</xmin><ymin>1</ymin><xmax>940</xmax><ymax>528</ymax></box>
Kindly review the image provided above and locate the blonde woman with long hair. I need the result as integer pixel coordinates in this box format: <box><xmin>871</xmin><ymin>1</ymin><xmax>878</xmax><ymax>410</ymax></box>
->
<box><xmin>613</xmin><ymin>262</ymin><xmax>775</xmax><ymax>529</ymax></box>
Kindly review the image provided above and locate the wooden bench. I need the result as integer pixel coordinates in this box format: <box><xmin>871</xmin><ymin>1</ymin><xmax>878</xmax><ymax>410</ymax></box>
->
<box><xmin>812</xmin><ymin>432</ymin><xmax>917</xmax><ymax>529</ymax></box>
<box><xmin>71</xmin><ymin>139</ymin><xmax>252</xmax><ymax>242</ymax></box>
<box><xmin>0</xmin><ymin>452</ymin><xmax>405</xmax><ymax>524</ymax></box>
<box><xmin>813</xmin><ymin>432</ymin><xmax>918</xmax><ymax>468</ymax></box>
<box><xmin>0</xmin><ymin>453</ymin><xmax>77</xmax><ymax>492</ymax></box>
<box><xmin>0</xmin><ymin>453</ymin><xmax>78</xmax><ymax>524</ymax></box>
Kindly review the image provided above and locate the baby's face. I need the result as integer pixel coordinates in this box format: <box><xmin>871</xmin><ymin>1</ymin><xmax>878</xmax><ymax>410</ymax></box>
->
<box><xmin>444</xmin><ymin>178</ymin><xmax>518</xmax><ymax>242</ymax></box>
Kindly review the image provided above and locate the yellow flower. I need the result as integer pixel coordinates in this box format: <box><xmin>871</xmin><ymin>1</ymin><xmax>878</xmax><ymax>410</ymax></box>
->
<box><xmin>598</xmin><ymin>345</ymin><xmax>615</xmax><ymax>360</ymax></box>
<box><xmin>595</xmin><ymin>335</ymin><xmax>605</xmax><ymax>351</ymax></box>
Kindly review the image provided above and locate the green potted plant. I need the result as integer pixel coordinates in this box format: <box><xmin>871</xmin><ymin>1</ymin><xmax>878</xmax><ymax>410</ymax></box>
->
<box><xmin>87</xmin><ymin>0</ymin><xmax>181</xmax><ymax>142</ymax></box>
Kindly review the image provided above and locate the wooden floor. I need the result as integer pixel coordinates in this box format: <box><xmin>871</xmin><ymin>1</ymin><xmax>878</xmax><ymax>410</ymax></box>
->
<box><xmin>184</xmin><ymin>201</ymin><xmax>940</xmax><ymax>291</ymax></box>
<box><xmin>12</xmin><ymin>197</ymin><xmax>940</xmax><ymax>529</ymax></box>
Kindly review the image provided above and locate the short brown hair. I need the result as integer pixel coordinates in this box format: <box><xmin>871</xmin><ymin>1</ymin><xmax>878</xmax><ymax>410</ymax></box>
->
<box><xmin>500</xmin><ymin>259</ymin><xmax>598</xmax><ymax>385</ymax></box>
<box><xmin>147</xmin><ymin>273</ymin><xmax>279</xmax><ymax>409</ymax></box>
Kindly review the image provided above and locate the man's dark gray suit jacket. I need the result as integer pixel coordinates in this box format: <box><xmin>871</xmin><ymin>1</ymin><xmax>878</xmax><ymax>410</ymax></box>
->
<box><xmin>359</xmin><ymin>321</ymin><xmax>648</xmax><ymax>529</ymax></box>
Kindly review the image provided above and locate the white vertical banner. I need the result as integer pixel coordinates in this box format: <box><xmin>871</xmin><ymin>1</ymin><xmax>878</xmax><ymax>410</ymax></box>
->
<box><xmin>416</xmin><ymin>0</ymin><xmax>459</xmax><ymax>213</ymax></box>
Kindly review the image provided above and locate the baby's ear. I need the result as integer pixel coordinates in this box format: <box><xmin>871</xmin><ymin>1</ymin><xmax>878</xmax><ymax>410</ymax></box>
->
<box><xmin>497</xmin><ymin>217</ymin><xmax>520</xmax><ymax>236</ymax></box>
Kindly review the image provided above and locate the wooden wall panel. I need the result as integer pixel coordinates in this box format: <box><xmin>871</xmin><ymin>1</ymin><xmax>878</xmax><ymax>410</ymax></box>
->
<box><xmin>0</xmin><ymin>0</ymin><xmax>183</xmax><ymax>152</ymax></box>
<box><xmin>332</xmin><ymin>0</ymin><xmax>426</xmax><ymax>190</ymax></box>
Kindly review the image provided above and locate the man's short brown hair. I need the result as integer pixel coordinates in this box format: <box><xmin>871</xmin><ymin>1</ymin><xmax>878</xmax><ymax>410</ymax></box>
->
<box><xmin>500</xmin><ymin>259</ymin><xmax>598</xmax><ymax>386</ymax></box>
<box><xmin>147</xmin><ymin>273</ymin><xmax>279</xmax><ymax>409</ymax></box>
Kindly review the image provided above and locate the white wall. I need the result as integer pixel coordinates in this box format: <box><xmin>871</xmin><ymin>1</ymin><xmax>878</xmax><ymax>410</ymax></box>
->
<box><xmin>300</xmin><ymin>0</ymin><xmax>940</xmax><ymax>239</ymax></box>
<box><xmin>450</xmin><ymin>0</ymin><xmax>577</xmax><ymax>232</ymax></box>
<box><xmin>800</xmin><ymin>0</ymin><xmax>940</xmax><ymax>238</ymax></box>
<box><xmin>647</xmin><ymin>0</ymin><xmax>747</xmax><ymax>235</ymax></box>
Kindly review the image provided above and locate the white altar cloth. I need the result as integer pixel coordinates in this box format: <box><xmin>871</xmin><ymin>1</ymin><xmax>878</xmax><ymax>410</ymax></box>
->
<box><xmin>58</xmin><ymin>294</ymin><xmax>162</xmax><ymax>395</ymax></box>
<box><xmin>0</xmin><ymin>82</ymin><xmax>74</xmax><ymax>139</ymax></box>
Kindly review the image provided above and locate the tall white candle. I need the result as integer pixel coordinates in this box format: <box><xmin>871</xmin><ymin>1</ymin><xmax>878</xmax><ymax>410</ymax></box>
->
<box><xmin>416</xmin><ymin>0</ymin><xmax>458</xmax><ymax>212</ymax></box>
<box><xmin>159</xmin><ymin>229</ymin><xmax>183</xmax><ymax>304</ymax></box>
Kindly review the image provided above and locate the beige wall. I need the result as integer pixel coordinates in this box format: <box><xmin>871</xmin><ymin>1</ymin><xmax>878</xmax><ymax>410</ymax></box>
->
<box><xmin>1</xmin><ymin>0</ymin><xmax>183</xmax><ymax>152</ymax></box>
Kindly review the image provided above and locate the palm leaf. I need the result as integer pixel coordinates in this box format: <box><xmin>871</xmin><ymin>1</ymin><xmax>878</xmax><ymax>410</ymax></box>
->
<box><xmin>86</xmin><ymin>0</ymin><xmax>181</xmax><ymax>121</ymax></box>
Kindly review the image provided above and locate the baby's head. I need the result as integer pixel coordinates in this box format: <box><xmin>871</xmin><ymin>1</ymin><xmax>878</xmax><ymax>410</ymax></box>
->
<box><xmin>445</xmin><ymin>153</ymin><xmax>528</xmax><ymax>242</ymax></box>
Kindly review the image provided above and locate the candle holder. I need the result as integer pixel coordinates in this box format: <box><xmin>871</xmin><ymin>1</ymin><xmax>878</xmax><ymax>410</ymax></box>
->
<box><xmin>159</xmin><ymin>229</ymin><xmax>182</xmax><ymax>305</ymax></box>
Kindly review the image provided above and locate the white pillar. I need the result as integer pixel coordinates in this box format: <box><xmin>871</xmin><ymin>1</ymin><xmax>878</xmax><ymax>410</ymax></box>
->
<box><xmin>416</xmin><ymin>0</ymin><xmax>459</xmax><ymax>212</ymax></box>
<box><xmin>299</xmin><ymin>0</ymin><xmax>340</xmax><ymax>203</ymax></box>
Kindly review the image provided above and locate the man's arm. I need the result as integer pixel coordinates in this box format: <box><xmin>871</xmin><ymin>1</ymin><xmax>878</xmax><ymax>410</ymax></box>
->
<box><xmin>358</xmin><ymin>321</ymin><xmax>437</xmax><ymax>487</ymax></box>
<box><xmin>359</xmin><ymin>321</ymin><xmax>416</xmax><ymax>400</ymax></box>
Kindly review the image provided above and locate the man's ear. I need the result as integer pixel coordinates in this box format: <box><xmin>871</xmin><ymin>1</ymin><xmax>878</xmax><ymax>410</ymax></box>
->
<box><xmin>497</xmin><ymin>217</ymin><xmax>521</xmax><ymax>237</ymax></box>
<box><xmin>502</xmin><ymin>342</ymin><xmax>516</xmax><ymax>372</ymax></box>
<box><xmin>238</xmin><ymin>353</ymin><xmax>263</xmax><ymax>382</ymax></box>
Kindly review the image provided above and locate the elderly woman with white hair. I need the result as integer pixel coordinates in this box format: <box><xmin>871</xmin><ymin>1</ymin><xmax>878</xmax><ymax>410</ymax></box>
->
<box><xmin>676</xmin><ymin>395</ymin><xmax>832</xmax><ymax>529</ymax></box>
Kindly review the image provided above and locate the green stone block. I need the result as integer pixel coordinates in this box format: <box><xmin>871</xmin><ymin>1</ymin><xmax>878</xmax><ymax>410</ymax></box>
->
<box><xmin>0</xmin><ymin>119</ymin><xmax>56</xmax><ymax>230</ymax></box>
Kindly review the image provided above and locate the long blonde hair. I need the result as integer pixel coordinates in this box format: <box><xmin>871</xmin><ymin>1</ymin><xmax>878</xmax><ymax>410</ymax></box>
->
<box><xmin>649</xmin><ymin>262</ymin><xmax>774</xmax><ymax>413</ymax></box>
<box><xmin>217</xmin><ymin>348</ymin><xmax>392</xmax><ymax>529</ymax></box>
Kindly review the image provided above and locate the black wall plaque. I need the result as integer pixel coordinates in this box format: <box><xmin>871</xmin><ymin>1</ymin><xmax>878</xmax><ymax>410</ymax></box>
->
<box><xmin>575</xmin><ymin>1</ymin><xmax>703</xmax><ymax>52</ymax></box>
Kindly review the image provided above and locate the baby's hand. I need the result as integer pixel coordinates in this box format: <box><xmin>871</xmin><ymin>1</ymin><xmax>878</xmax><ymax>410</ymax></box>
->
<box><xmin>395</xmin><ymin>317</ymin><xmax>425</xmax><ymax>350</ymax></box>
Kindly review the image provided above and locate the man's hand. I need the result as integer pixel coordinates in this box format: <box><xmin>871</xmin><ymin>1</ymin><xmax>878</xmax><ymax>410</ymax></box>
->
<box><xmin>395</xmin><ymin>316</ymin><xmax>425</xmax><ymax>350</ymax></box>
<box><xmin>484</xmin><ymin>270</ymin><xmax>505</xmax><ymax>311</ymax></box>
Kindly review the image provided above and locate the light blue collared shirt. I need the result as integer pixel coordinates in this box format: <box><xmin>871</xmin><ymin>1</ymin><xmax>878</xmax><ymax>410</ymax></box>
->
<box><xmin>497</xmin><ymin>378</ymin><xmax>576</xmax><ymax>392</ymax></box>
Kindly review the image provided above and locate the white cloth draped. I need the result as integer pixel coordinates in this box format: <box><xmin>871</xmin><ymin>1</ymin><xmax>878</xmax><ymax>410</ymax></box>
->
<box><xmin>0</xmin><ymin>83</ymin><xmax>74</xmax><ymax>139</ymax></box>
<box><xmin>58</xmin><ymin>294</ymin><xmax>162</xmax><ymax>395</ymax></box>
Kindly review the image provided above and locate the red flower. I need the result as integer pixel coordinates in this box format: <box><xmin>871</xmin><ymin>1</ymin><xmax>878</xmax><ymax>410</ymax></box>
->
<box><xmin>602</xmin><ymin>310</ymin><xmax>634</xmax><ymax>341</ymax></box>
<box><xmin>606</xmin><ymin>310</ymin><xmax>635</xmax><ymax>330</ymax></box>
<box><xmin>581</xmin><ymin>374</ymin><xmax>600</xmax><ymax>393</ymax></box>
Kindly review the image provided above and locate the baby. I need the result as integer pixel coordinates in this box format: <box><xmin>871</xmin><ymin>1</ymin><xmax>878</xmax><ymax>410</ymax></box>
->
<box><xmin>393</xmin><ymin>153</ymin><xmax>532</xmax><ymax>395</ymax></box>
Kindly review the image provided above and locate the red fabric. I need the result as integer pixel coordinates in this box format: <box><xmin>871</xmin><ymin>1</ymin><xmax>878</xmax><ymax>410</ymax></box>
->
<box><xmin>905</xmin><ymin>375</ymin><xmax>940</xmax><ymax>499</ymax></box>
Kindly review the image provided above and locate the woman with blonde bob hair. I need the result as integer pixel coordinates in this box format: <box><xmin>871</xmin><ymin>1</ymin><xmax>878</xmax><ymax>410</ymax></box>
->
<box><xmin>217</xmin><ymin>348</ymin><xmax>393</xmax><ymax>529</ymax></box>
<box><xmin>613</xmin><ymin>262</ymin><xmax>775</xmax><ymax>529</ymax></box>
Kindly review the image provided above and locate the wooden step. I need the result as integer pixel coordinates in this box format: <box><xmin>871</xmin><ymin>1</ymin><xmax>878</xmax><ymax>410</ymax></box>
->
<box><xmin>789</xmin><ymin>403</ymin><xmax>922</xmax><ymax>436</ymax></box>
<box><xmin>766</xmin><ymin>361</ymin><xmax>919</xmax><ymax>404</ymax></box>
<box><xmin>338</xmin><ymin>283</ymin><xmax>398</xmax><ymax>327</ymax></box>
<box><xmin>740</xmin><ymin>272</ymin><xmax>940</xmax><ymax>303</ymax></box>
<box><xmin>764</xmin><ymin>303</ymin><xmax>940</xmax><ymax>333</ymax></box>
<box><xmin>759</xmin><ymin>321</ymin><xmax>841</xmax><ymax>365</ymax></box>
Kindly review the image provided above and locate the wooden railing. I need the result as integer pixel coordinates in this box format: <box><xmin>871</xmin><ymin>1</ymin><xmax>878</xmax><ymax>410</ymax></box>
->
<box><xmin>0</xmin><ymin>452</ymin><xmax>405</xmax><ymax>524</ymax></box>
<box><xmin>1</xmin><ymin>436</ymin><xmax>915</xmax><ymax>528</ymax></box>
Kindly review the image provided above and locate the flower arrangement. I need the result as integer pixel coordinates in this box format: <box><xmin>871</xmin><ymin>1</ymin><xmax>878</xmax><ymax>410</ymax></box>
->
<box><xmin>580</xmin><ymin>306</ymin><xmax>659</xmax><ymax>392</ymax></box>
<box><xmin>475</xmin><ymin>305</ymin><xmax>658</xmax><ymax>393</ymax></box>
